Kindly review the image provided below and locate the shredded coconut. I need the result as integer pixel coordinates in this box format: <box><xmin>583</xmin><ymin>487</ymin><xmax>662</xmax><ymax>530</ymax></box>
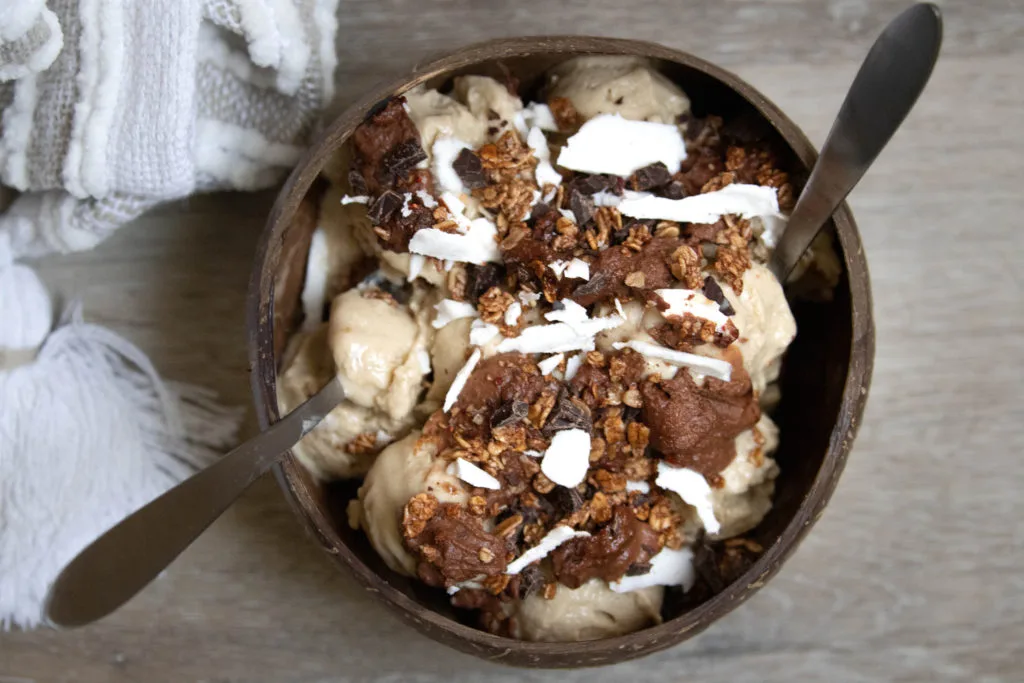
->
<box><xmin>612</xmin><ymin>340</ymin><xmax>732</xmax><ymax>382</ymax></box>
<box><xmin>540</xmin><ymin>428</ymin><xmax>591</xmax><ymax>488</ymax></box>
<box><xmin>655</xmin><ymin>288</ymin><xmax>730</xmax><ymax>329</ymax></box>
<box><xmin>469</xmin><ymin>319</ymin><xmax>501</xmax><ymax>346</ymax></box>
<box><xmin>618</xmin><ymin>184</ymin><xmax>781</xmax><ymax>224</ymax></box>
<box><xmin>610</xmin><ymin>547</ymin><xmax>696</xmax><ymax>593</ymax></box>
<box><xmin>655</xmin><ymin>462</ymin><xmax>720</xmax><ymax>534</ymax></box>
<box><xmin>504</xmin><ymin>302</ymin><xmax>522</xmax><ymax>326</ymax></box>
<box><xmin>443</xmin><ymin>348</ymin><xmax>481</xmax><ymax>412</ymax></box>
<box><xmin>447</xmin><ymin>457</ymin><xmax>501</xmax><ymax>490</ymax></box>
<box><xmin>340</xmin><ymin>195</ymin><xmax>370</xmax><ymax>204</ymax></box>
<box><xmin>564</xmin><ymin>353</ymin><xmax>585</xmax><ymax>381</ymax></box>
<box><xmin>556</xmin><ymin>114</ymin><xmax>687</xmax><ymax>177</ymax></box>
<box><xmin>433</xmin><ymin>299</ymin><xmax>478</xmax><ymax>329</ymax></box>
<box><xmin>432</xmin><ymin>136</ymin><xmax>472</xmax><ymax>194</ymax></box>
<box><xmin>563</xmin><ymin>258</ymin><xmax>590</xmax><ymax>281</ymax></box>
<box><xmin>537</xmin><ymin>353</ymin><xmax>564</xmax><ymax>375</ymax></box>
<box><xmin>408</xmin><ymin>219</ymin><xmax>500</xmax><ymax>265</ymax></box>
<box><xmin>506</xmin><ymin>526</ymin><xmax>590</xmax><ymax>575</ymax></box>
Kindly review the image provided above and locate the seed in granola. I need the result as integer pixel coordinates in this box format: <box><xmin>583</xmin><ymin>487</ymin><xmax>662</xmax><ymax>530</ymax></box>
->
<box><xmin>543</xmin><ymin>582</ymin><xmax>558</xmax><ymax>600</ymax></box>
<box><xmin>467</xmin><ymin>495</ymin><xmax>488</xmax><ymax>516</ymax></box>
<box><xmin>484</xmin><ymin>573</ymin><xmax>511</xmax><ymax>594</ymax></box>
<box><xmin>478</xmin><ymin>547</ymin><xmax>495</xmax><ymax>563</ymax></box>
<box><xmin>532</xmin><ymin>471</ymin><xmax>557</xmax><ymax>494</ymax></box>
<box><xmin>345</xmin><ymin>431</ymin><xmax>378</xmax><ymax>455</ymax></box>
<box><xmin>669</xmin><ymin>244</ymin><xmax>703</xmax><ymax>289</ymax></box>
<box><xmin>403</xmin><ymin>493</ymin><xmax>439</xmax><ymax>538</ymax></box>
<box><xmin>627</xmin><ymin>422</ymin><xmax>651</xmax><ymax>457</ymax></box>
<box><xmin>548</xmin><ymin>96</ymin><xmax>582</xmax><ymax>132</ymax></box>
<box><xmin>623</xmin><ymin>386</ymin><xmax>643</xmax><ymax>408</ymax></box>
<box><xmin>624</xmin><ymin>271</ymin><xmax>646</xmax><ymax>288</ymax></box>
<box><xmin>478</xmin><ymin>286</ymin><xmax>515</xmax><ymax>324</ymax></box>
<box><xmin>592</xmin><ymin>469</ymin><xmax>627</xmax><ymax>493</ymax></box>
<box><xmin>494</xmin><ymin>513</ymin><xmax>524</xmax><ymax>539</ymax></box>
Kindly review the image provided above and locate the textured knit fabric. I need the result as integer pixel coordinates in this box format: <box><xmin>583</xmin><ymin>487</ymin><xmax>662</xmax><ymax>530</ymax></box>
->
<box><xmin>0</xmin><ymin>0</ymin><xmax>338</xmax><ymax>628</ymax></box>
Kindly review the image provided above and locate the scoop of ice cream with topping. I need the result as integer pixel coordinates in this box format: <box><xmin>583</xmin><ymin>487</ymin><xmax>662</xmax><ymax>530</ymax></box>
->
<box><xmin>276</xmin><ymin>55</ymin><xmax>829</xmax><ymax>641</ymax></box>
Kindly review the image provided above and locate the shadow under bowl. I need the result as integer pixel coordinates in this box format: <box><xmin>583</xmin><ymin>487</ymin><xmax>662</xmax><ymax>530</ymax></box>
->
<box><xmin>247</xmin><ymin>35</ymin><xmax>875</xmax><ymax>669</ymax></box>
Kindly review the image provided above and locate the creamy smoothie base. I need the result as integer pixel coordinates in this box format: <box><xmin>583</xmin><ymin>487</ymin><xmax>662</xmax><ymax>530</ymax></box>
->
<box><xmin>278</xmin><ymin>56</ymin><xmax>823</xmax><ymax>641</ymax></box>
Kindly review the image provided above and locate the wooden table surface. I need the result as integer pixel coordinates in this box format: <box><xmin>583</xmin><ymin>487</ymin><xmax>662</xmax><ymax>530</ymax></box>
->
<box><xmin>3</xmin><ymin>1</ymin><xmax>1022</xmax><ymax>680</ymax></box>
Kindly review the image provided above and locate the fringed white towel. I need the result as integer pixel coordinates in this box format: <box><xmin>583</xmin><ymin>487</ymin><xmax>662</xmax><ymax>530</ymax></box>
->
<box><xmin>0</xmin><ymin>0</ymin><xmax>339</xmax><ymax>628</ymax></box>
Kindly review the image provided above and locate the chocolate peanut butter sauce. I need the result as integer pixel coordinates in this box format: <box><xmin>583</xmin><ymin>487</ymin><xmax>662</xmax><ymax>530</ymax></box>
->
<box><xmin>640</xmin><ymin>354</ymin><xmax>760</xmax><ymax>479</ymax></box>
<box><xmin>551</xmin><ymin>506</ymin><xmax>660</xmax><ymax>589</ymax></box>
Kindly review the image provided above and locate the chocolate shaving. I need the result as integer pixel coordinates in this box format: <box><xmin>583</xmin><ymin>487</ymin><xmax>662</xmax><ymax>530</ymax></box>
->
<box><xmin>541</xmin><ymin>393</ymin><xmax>592</xmax><ymax>436</ymax></box>
<box><xmin>491</xmin><ymin>399</ymin><xmax>529</xmax><ymax>429</ymax></box>
<box><xmin>568</xmin><ymin>188</ymin><xmax>595</xmax><ymax>226</ymax></box>
<box><xmin>569</xmin><ymin>174</ymin><xmax>624</xmax><ymax>196</ymax></box>
<box><xmin>381</xmin><ymin>139</ymin><xmax>427</xmax><ymax>184</ymax></box>
<box><xmin>552</xmin><ymin>486</ymin><xmax>586</xmax><ymax>517</ymax></box>
<box><xmin>453</xmin><ymin>149</ymin><xmax>487</xmax><ymax>190</ymax></box>
<box><xmin>629</xmin><ymin>163</ymin><xmax>672</xmax><ymax>192</ymax></box>
<box><xmin>367</xmin><ymin>190</ymin><xmax>403</xmax><ymax>224</ymax></box>
<box><xmin>348</xmin><ymin>169</ymin><xmax>368</xmax><ymax>195</ymax></box>
<box><xmin>702</xmin><ymin>275</ymin><xmax>735</xmax><ymax>316</ymax></box>
<box><xmin>466</xmin><ymin>263</ymin><xmax>506</xmax><ymax>303</ymax></box>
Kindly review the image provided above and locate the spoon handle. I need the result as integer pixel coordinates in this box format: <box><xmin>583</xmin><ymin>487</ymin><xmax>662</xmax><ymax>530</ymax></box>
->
<box><xmin>770</xmin><ymin>3</ymin><xmax>942</xmax><ymax>280</ymax></box>
<box><xmin>45</xmin><ymin>376</ymin><xmax>346</xmax><ymax>628</ymax></box>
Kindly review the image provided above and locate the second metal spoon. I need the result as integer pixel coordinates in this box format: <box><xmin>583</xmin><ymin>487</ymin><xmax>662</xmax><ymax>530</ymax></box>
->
<box><xmin>769</xmin><ymin>2</ymin><xmax>942</xmax><ymax>280</ymax></box>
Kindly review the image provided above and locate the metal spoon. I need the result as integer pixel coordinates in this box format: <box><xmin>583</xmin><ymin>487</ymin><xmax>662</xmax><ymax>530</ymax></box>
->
<box><xmin>45</xmin><ymin>377</ymin><xmax>346</xmax><ymax>627</ymax></box>
<box><xmin>769</xmin><ymin>2</ymin><xmax>942</xmax><ymax>280</ymax></box>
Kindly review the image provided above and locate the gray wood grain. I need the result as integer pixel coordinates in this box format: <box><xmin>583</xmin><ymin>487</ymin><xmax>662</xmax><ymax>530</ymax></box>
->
<box><xmin>3</xmin><ymin>0</ymin><xmax>1023</xmax><ymax>680</ymax></box>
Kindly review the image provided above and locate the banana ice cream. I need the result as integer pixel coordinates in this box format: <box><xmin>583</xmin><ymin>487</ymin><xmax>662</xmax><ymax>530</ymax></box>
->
<box><xmin>278</xmin><ymin>56</ymin><xmax>810</xmax><ymax>640</ymax></box>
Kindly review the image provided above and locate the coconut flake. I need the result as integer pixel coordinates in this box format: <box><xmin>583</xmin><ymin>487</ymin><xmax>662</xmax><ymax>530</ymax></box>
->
<box><xmin>469</xmin><ymin>320</ymin><xmax>501</xmax><ymax>346</ymax></box>
<box><xmin>626</xmin><ymin>480</ymin><xmax>650</xmax><ymax>493</ymax></box>
<box><xmin>340</xmin><ymin>195</ymin><xmax>370</xmax><ymax>205</ymax></box>
<box><xmin>416</xmin><ymin>348</ymin><xmax>432</xmax><ymax>374</ymax></box>
<box><xmin>408</xmin><ymin>254</ymin><xmax>426</xmax><ymax>281</ymax></box>
<box><xmin>618</xmin><ymin>184</ymin><xmax>781</xmax><ymax>224</ymax></box>
<box><xmin>540</xmin><ymin>428</ymin><xmax>591</xmax><ymax>488</ymax></box>
<box><xmin>610</xmin><ymin>547</ymin><xmax>696</xmax><ymax>593</ymax></box>
<box><xmin>523</xmin><ymin>449</ymin><xmax>543</xmax><ymax>458</ymax></box>
<box><xmin>439</xmin><ymin>191</ymin><xmax>472</xmax><ymax>232</ymax></box>
<box><xmin>518</xmin><ymin>290</ymin><xmax>541</xmax><ymax>307</ymax></box>
<box><xmin>433</xmin><ymin>299</ymin><xmax>478</xmax><ymax>329</ymax></box>
<box><xmin>447</xmin><ymin>457</ymin><xmax>501</xmax><ymax>490</ymax></box>
<box><xmin>548</xmin><ymin>260</ymin><xmax>570</xmax><ymax>278</ymax></box>
<box><xmin>443</xmin><ymin>348</ymin><xmax>481</xmax><ymax>412</ymax></box>
<box><xmin>514</xmin><ymin>102</ymin><xmax>558</xmax><ymax>135</ymax></box>
<box><xmin>556</xmin><ymin>114</ymin><xmax>687</xmax><ymax>177</ymax></box>
<box><xmin>400</xmin><ymin>193</ymin><xmax>414</xmax><ymax>217</ymax></box>
<box><xmin>408</xmin><ymin>219</ymin><xmax>500</xmax><ymax>265</ymax></box>
<box><xmin>504</xmin><ymin>302</ymin><xmax>522</xmax><ymax>326</ymax></box>
<box><xmin>506</xmin><ymin>525</ymin><xmax>590</xmax><ymax>575</ymax></box>
<box><xmin>612</xmin><ymin>340</ymin><xmax>732</xmax><ymax>382</ymax></box>
<box><xmin>655</xmin><ymin>462</ymin><xmax>720</xmax><ymax>534</ymax></box>
<box><xmin>543</xmin><ymin>299</ymin><xmax>589</xmax><ymax>327</ymax></box>
<box><xmin>527</xmin><ymin>126</ymin><xmax>562</xmax><ymax>188</ymax></box>
<box><xmin>563</xmin><ymin>258</ymin><xmax>590</xmax><ymax>281</ymax></box>
<box><xmin>614</xmin><ymin>298</ymin><xmax>626</xmax><ymax>319</ymax></box>
<box><xmin>558</xmin><ymin>208</ymin><xmax>576</xmax><ymax>222</ymax></box>
<box><xmin>564</xmin><ymin>353</ymin><xmax>585</xmax><ymax>381</ymax></box>
<box><xmin>375</xmin><ymin>430</ymin><xmax>395</xmax><ymax>447</ymax></box>
<box><xmin>756</xmin><ymin>214</ymin><xmax>787</xmax><ymax>249</ymax></box>
<box><xmin>538</xmin><ymin>353</ymin><xmax>564</xmax><ymax>375</ymax></box>
<box><xmin>299</xmin><ymin>228</ymin><xmax>329</xmax><ymax>331</ymax></box>
<box><xmin>416</xmin><ymin>190</ymin><xmax>438</xmax><ymax>208</ymax></box>
<box><xmin>592</xmin><ymin>190</ymin><xmax>623</xmax><ymax>207</ymax></box>
<box><xmin>655</xmin><ymin>288</ymin><xmax>730</xmax><ymax>329</ymax></box>
<box><xmin>432</xmin><ymin>137</ymin><xmax>472</xmax><ymax>194</ymax></box>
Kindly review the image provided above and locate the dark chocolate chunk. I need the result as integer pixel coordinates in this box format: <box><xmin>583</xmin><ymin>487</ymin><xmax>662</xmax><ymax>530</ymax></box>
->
<box><xmin>348</xmin><ymin>169</ymin><xmax>368</xmax><ymax>195</ymax></box>
<box><xmin>569</xmin><ymin>188</ymin><xmax>595</xmax><ymax>225</ymax></box>
<box><xmin>629</xmin><ymin>163</ymin><xmax>672</xmax><ymax>192</ymax></box>
<box><xmin>552</xmin><ymin>486</ymin><xmax>587</xmax><ymax>516</ymax></box>
<box><xmin>571</xmin><ymin>270</ymin><xmax>609</xmax><ymax>300</ymax></box>
<box><xmin>570</xmin><ymin>174</ymin><xmax>624</xmax><ymax>196</ymax></box>
<box><xmin>466</xmin><ymin>263</ymin><xmax>506</xmax><ymax>302</ymax></box>
<box><xmin>530</xmin><ymin>202</ymin><xmax>552</xmax><ymax>222</ymax></box>
<box><xmin>542</xmin><ymin>392</ymin><xmax>592</xmax><ymax>437</ymax></box>
<box><xmin>702</xmin><ymin>275</ymin><xmax>735</xmax><ymax>316</ymax></box>
<box><xmin>453</xmin><ymin>149</ymin><xmax>487</xmax><ymax>190</ymax></box>
<box><xmin>491</xmin><ymin>399</ymin><xmax>529</xmax><ymax>429</ymax></box>
<box><xmin>380</xmin><ymin>139</ymin><xmax>427</xmax><ymax>183</ymax></box>
<box><xmin>661</xmin><ymin>179</ymin><xmax>687</xmax><ymax>200</ymax></box>
<box><xmin>367</xmin><ymin>190</ymin><xmax>403</xmax><ymax>224</ymax></box>
<box><xmin>625</xmin><ymin>562</ymin><xmax>652</xmax><ymax>576</ymax></box>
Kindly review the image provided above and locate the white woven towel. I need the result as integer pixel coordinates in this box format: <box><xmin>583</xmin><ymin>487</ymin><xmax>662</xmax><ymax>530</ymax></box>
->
<box><xmin>0</xmin><ymin>0</ymin><xmax>338</xmax><ymax>628</ymax></box>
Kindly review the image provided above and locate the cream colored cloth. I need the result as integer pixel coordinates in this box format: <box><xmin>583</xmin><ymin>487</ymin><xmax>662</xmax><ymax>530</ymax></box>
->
<box><xmin>0</xmin><ymin>0</ymin><xmax>338</xmax><ymax>629</ymax></box>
